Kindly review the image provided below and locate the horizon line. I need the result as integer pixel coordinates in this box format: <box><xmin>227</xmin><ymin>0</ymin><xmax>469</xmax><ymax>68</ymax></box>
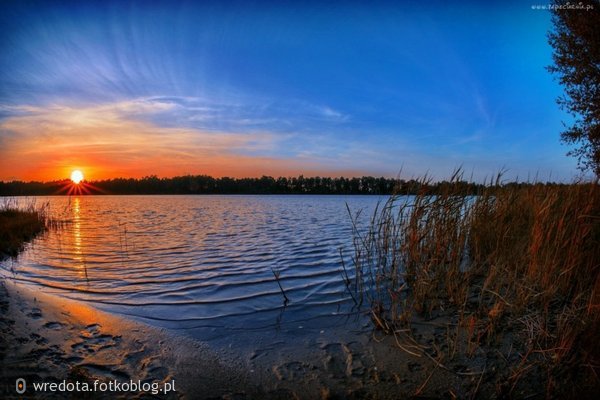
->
<box><xmin>0</xmin><ymin>173</ymin><xmax>589</xmax><ymax>186</ymax></box>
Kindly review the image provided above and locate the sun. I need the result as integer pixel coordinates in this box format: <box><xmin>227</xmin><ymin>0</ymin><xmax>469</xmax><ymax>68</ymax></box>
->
<box><xmin>70</xmin><ymin>170</ymin><xmax>84</xmax><ymax>184</ymax></box>
<box><xmin>58</xmin><ymin>169</ymin><xmax>98</xmax><ymax>195</ymax></box>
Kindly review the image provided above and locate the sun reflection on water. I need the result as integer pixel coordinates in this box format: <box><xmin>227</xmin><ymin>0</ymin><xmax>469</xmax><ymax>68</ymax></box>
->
<box><xmin>71</xmin><ymin>197</ymin><xmax>89</xmax><ymax>284</ymax></box>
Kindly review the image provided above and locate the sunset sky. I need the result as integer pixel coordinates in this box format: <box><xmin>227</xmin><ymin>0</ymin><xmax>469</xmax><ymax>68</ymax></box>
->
<box><xmin>0</xmin><ymin>0</ymin><xmax>578</xmax><ymax>182</ymax></box>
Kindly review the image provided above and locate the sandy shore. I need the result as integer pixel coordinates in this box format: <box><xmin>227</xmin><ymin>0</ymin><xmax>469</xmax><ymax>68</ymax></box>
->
<box><xmin>1</xmin><ymin>276</ymin><xmax>552</xmax><ymax>399</ymax></box>
<box><xmin>0</xmin><ymin>276</ymin><xmax>481</xmax><ymax>399</ymax></box>
<box><xmin>0</xmin><ymin>279</ymin><xmax>260</xmax><ymax>399</ymax></box>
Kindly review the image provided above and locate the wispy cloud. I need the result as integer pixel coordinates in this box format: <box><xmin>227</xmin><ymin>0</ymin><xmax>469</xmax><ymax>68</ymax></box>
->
<box><xmin>0</xmin><ymin>96</ymin><xmax>576</xmax><ymax>182</ymax></box>
<box><xmin>0</xmin><ymin>100</ymin><xmax>363</xmax><ymax>181</ymax></box>
<box><xmin>0</xmin><ymin>102</ymin><xmax>275</xmax><ymax>180</ymax></box>
<box><xmin>0</xmin><ymin>1</ymin><xmax>578</xmax><ymax>182</ymax></box>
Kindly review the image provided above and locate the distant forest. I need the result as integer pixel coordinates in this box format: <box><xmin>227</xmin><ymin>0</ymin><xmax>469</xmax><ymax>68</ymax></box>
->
<box><xmin>0</xmin><ymin>175</ymin><xmax>402</xmax><ymax>195</ymax></box>
<box><xmin>0</xmin><ymin>174</ymin><xmax>553</xmax><ymax>196</ymax></box>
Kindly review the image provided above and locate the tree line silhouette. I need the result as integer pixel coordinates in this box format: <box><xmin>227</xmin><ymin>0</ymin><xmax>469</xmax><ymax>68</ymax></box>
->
<box><xmin>0</xmin><ymin>174</ymin><xmax>494</xmax><ymax>196</ymax></box>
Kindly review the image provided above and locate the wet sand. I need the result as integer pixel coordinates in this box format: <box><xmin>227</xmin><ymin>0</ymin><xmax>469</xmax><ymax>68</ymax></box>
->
<box><xmin>0</xmin><ymin>279</ymin><xmax>258</xmax><ymax>399</ymax></box>
<box><xmin>1</xmin><ymin>277</ymin><xmax>547</xmax><ymax>399</ymax></box>
<box><xmin>0</xmin><ymin>277</ymin><xmax>477</xmax><ymax>399</ymax></box>
<box><xmin>236</xmin><ymin>316</ymin><xmax>501</xmax><ymax>399</ymax></box>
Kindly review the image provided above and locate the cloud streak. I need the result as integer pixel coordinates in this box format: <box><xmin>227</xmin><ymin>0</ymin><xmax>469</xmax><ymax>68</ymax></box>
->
<box><xmin>0</xmin><ymin>1</ymin><xmax>581</xmax><ymax>182</ymax></box>
<box><xmin>0</xmin><ymin>100</ymin><xmax>366</xmax><ymax>181</ymax></box>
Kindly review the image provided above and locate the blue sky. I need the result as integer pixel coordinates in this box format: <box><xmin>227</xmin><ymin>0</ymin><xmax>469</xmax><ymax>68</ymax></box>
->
<box><xmin>0</xmin><ymin>0</ymin><xmax>578</xmax><ymax>181</ymax></box>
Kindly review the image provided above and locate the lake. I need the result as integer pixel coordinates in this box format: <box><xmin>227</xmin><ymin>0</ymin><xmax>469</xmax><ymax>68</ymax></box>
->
<box><xmin>1</xmin><ymin>195</ymin><xmax>385</xmax><ymax>345</ymax></box>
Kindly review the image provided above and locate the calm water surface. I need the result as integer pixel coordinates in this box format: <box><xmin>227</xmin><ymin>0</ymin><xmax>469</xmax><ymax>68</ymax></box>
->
<box><xmin>1</xmin><ymin>195</ymin><xmax>385</xmax><ymax>343</ymax></box>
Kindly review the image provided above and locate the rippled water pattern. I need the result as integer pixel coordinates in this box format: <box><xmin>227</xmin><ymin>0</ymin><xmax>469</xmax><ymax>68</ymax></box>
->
<box><xmin>1</xmin><ymin>196</ymin><xmax>384</xmax><ymax>335</ymax></box>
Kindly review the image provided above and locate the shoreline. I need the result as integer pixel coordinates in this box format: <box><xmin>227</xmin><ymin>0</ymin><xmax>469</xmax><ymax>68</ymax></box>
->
<box><xmin>0</xmin><ymin>274</ymin><xmax>563</xmax><ymax>399</ymax></box>
<box><xmin>0</xmin><ymin>278</ymin><xmax>259</xmax><ymax>399</ymax></box>
<box><xmin>0</xmin><ymin>277</ymin><xmax>500</xmax><ymax>399</ymax></box>
<box><xmin>3</xmin><ymin>188</ymin><xmax>596</xmax><ymax>398</ymax></box>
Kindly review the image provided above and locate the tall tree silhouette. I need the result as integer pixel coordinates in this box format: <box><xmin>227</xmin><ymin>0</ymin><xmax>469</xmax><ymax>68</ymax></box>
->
<box><xmin>548</xmin><ymin>0</ymin><xmax>600</xmax><ymax>176</ymax></box>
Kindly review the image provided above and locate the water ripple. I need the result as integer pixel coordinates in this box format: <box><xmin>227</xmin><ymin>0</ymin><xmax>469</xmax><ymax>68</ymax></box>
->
<box><xmin>1</xmin><ymin>195</ymin><xmax>384</xmax><ymax>334</ymax></box>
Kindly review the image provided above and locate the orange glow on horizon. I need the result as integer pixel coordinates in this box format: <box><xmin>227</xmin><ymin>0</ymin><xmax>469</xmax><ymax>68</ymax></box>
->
<box><xmin>0</xmin><ymin>102</ymin><xmax>371</xmax><ymax>182</ymax></box>
<box><xmin>2</xmin><ymin>155</ymin><xmax>367</xmax><ymax>183</ymax></box>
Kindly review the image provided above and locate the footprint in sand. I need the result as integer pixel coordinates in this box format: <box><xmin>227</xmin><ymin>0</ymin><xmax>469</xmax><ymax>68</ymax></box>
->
<box><xmin>272</xmin><ymin>361</ymin><xmax>315</xmax><ymax>381</ymax></box>
<box><xmin>43</xmin><ymin>321</ymin><xmax>64</xmax><ymax>330</ymax></box>
<box><xmin>63</xmin><ymin>356</ymin><xmax>84</xmax><ymax>364</ymax></box>
<box><xmin>86</xmin><ymin>323</ymin><xmax>101</xmax><ymax>331</ymax></box>
<box><xmin>71</xmin><ymin>342</ymin><xmax>95</xmax><ymax>354</ymax></box>
<box><xmin>72</xmin><ymin>335</ymin><xmax>119</xmax><ymax>353</ymax></box>
<box><xmin>146</xmin><ymin>365</ymin><xmax>170</xmax><ymax>381</ymax></box>
<box><xmin>321</xmin><ymin>343</ymin><xmax>365</xmax><ymax>378</ymax></box>
<box><xmin>15</xmin><ymin>336</ymin><xmax>29</xmax><ymax>344</ymax></box>
<box><xmin>67</xmin><ymin>324</ymin><xmax>135</xmax><ymax>383</ymax></box>
<box><xmin>79</xmin><ymin>323</ymin><xmax>101</xmax><ymax>338</ymax></box>
<box><xmin>70</xmin><ymin>324</ymin><xmax>122</xmax><ymax>356</ymax></box>
<box><xmin>30</xmin><ymin>333</ymin><xmax>48</xmax><ymax>345</ymax></box>
<box><xmin>27</xmin><ymin>307</ymin><xmax>42</xmax><ymax>319</ymax></box>
<box><xmin>77</xmin><ymin>363</ymin><xmax>131</xmax><ymax>381</ymax></box>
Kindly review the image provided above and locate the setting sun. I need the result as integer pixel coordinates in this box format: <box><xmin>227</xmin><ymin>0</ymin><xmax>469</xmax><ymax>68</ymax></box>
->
<box><xmin>70</xmin><ymin>170</ymin><xmax>84</xmax><ymax>184</ymax></box>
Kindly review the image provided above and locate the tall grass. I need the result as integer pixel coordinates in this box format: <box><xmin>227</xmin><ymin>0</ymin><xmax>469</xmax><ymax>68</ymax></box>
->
<box><xmin>346</xmin><ymin>172</ymin><xmax>600</xmax><ymax>397</ymax></box>
<box><xmin>0</xmin><ymin>199</ymin><xmax>60</xmax><ymax>258</ymax></box>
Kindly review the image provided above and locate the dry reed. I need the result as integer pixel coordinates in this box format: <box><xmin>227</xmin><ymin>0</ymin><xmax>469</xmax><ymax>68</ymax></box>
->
<box><xmin>345</xmin><ymin>171</ymin><xmax>600</xmax><ymax>397</ymax></box>
<box><xmin>0</xmin><ymin>199</ymin><xmax>63</xmax><ymax>258</ymax></box>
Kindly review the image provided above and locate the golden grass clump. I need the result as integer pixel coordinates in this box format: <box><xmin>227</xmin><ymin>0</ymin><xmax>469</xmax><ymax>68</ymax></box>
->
<box><xmin>0</xmin><ymin>200</ymin><xmax>60</xmax><ymax>258</ymax></box>
<box><xmin>346</xmin><ymin>172</ymin><xmax>600</xmax><ymax>397</ymax></box>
